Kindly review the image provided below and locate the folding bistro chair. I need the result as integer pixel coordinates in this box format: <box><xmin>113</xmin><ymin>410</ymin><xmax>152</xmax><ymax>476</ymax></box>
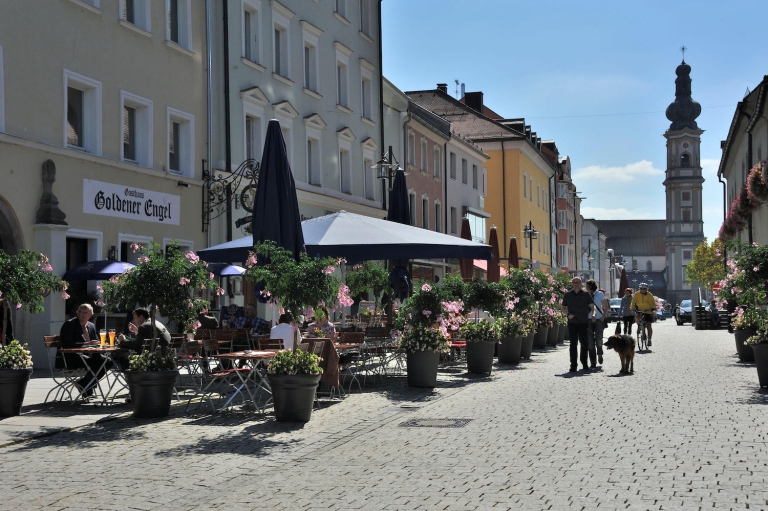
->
<box><xmin>184</xmin><ymin>339</ymin><xmax>249</xmax><ymax>413</ymax></box>
<box><xmin>337</xmin><ymin>332</ymin><xmax>364</xmax><ymax>393</ymax></box>
<box><xmin>43</xmin><ymin>335</ymin><xmax>85</xmax><ymax>402</ymax></box>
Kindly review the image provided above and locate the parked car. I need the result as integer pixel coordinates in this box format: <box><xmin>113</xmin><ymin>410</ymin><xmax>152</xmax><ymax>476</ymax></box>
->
<box><xmin>607</xmin><ymin>298</ymin><xmax>622</xmax><ymax>323</ymax></box>
<box><xmin>675</xmin><ymin>299</ymin><xmax>692</xmax><ymax>325</ymax></box>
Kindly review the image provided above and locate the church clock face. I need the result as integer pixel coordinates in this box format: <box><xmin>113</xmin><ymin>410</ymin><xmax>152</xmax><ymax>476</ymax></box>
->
<box><xmin>681</xmin><ymin>141</ymin><xmax>691</xmax><ymax>151</ymax></box>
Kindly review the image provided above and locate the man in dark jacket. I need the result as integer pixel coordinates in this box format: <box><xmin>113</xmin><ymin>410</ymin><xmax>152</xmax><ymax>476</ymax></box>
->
<box><xmin>117</xmin><ymin>307</ymin><xmax>171</xmax><ymax>353</ymax></box>
<box><xmin>59</xmin><ymin>303</ymin><xmax>112</xmax><ymax>396</ymax></box>
<box><xmin>561</xmin><ymin>277</ymin><xmax>596</xmax><ymax>372</ymax></box>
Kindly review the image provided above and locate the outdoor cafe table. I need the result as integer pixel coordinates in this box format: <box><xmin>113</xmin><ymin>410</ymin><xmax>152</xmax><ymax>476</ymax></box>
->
<box><xmin>209</xmin><ymin>350</ymin><xmax>275</xmax><ymax>413</ymax></box>
<box><xmin>59</xmin><ymin>346</ymin><xmax>129</xmax><ymax>405</ymax></box>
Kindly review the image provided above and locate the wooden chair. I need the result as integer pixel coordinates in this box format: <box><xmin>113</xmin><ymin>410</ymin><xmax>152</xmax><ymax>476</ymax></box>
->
<box><xmin>297</xmin><ymin>343</ymin><xmax>309</xmax><ymax>352</ymax></box>
<box><xmin>257</xmin><ymin>338</ymin><xmax>285</xmax><ymax>351</ymax></box>
<box><xmin>43</xmin><ymin>335</ymin><xmax>84</xmax><ymax>402</ymax></box>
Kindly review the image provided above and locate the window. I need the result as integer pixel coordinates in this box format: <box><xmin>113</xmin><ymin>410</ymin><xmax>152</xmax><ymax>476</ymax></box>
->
<box><xmin>558</xmin><ymin>211</ymin><xmax>566</xmax><ymax>229</ymax></box>
<box><xmin>407</xmin><ymin>130</ymin><xmax>415</xmax><ymax>165</ymax></box>
<box><xmin>450</xmin><ymin>207</ymin><xmax>457</xmax><ymax>234</ymax></box>
<box><xmin>472</xmin><ymin>164</ymin><xmax>478</xmax><ymax>189</ymax></box>
<box><xmin>434</xmin><ymin>202</ymin><xmax>441</xmax><ymax>232</ymax></box>
<box><xmin>307</xmin><ymin>138</ymin><xmax>320</xmax><ymax>185</ymax></box>
<box><xmin>449</xmin><ymin>152</ymin><xmax>456</xmax><ymax>179</ymax></box>
<box><xmin>558</xmin><ymin>183</ymin><xmax>566</xmax><ymax>198</ymax></box>
<box><xmin>682</xmin><ymin>208</ymin><xmax>691</xmax><ymax>222</ymax></box>
<box><xmin>482</xmin><ymin>169</ymin><xmax>486</xmax><ymax>195</ymax></box>
<box><xmin>359</xmin><ymin>0</ymin><xmax>371</xmax><ymax>36</ymax></box>
<box><xmin>120</xmin><ymin>91</ymin><xmax>152</xmax><ymax>167</ymax></box>
<box><xmin>122</xmin><ymin>0</ymin><xmax>150</xmax><ymax>31</ymax></box>
<box><xmin>363</xmin><ymin>155</ymin><xmax>374</xmax><ymax>200</ymax></box>
<box><xmin>682</xmin><ymin>191</ymin><xmax>691</xmax><ymax>202</ymax></box>
<box><xmin>167</xmin><ymin>0</ymin><xmax>191</xmax><ymax>50</ymax></box>
<box><xmin>243</xmin><ymin>0</ymin><xmax>262</xmax><ymax>64</ymax></box>
<box><xmin>335</xmin><ymin>43</ymin><xmax>352</xmax><ymax>108</ymax></box>
<box><xmin>646</xmin><ymin>260</ymin><xmax>652</xmax><ymax>272</ymax></box>
<box><xmin>681</xmin><ymin>153</ymin><xmax>690</xmax><ymax>167</ymax></box>
<box><xmin>422</xmin><ymin>197</ymin><xmax>429</xmax><ymax>229</ymax></box>
<box><xmin>461</xmin><ymin>159</ymin><xmax>467</xmax><ymax>184</ymax></box>
<box><xmin>64</xmin><ymin>70</ymin><xmax>102</xmax><ymax>155</ymax></box>
<box><xmin>272</xmin><ymin>3</ymin><xmax>293</xmax><ymax>79</ymax></box>
<box><xmin>274</xmin><ymin>100</ymin><xmax>297</xmax><ymax>167</ymax></box>
<box><xmin>537</xmin><ymin>184</ymin><xmax>541</xmax><ymax>206</ymax></box>
<box><xmin>559</xmin><ymin>245</ymin><xmax>567</xmax><ymax>267</ymax></box>
<box><xmin>301</xmin><ymin>21</ymin><xmax>321</xmax><ymax>93</ymax></box>
<box><xmin>683</xmin><ymin>250</ymin><xmax>692</xmax><ymax>260</ymax></box>
<box><xmin>334</xmin><ymin>0</ymin><xmax>347</xmax><ymax>18</ymax></box>
<box><xmin>529</xmin><ymin>177</ymin><xmax>533</xmax><ymax>202</ymax></box>
<box><xmin>245</xmin><ymin>115</ymin><xmax>261</xmax><ymax>160</ymax></box>
<box><xmin>433</xmin><ymin>147</ymin><xmax>441</xmax><ymax>178</ymax></box>
<box><xmin>360</xmin><ymin>59</ymin><xmax>375</xmax><ymax>121</ymax></box>
<box><xmin>338</xmin><ymin>131</ymin><xmax>353</xmax><ymax>194</ymax></box>
<box><xmin>523</xmin><ymin>172</ymin><xmax>527</xmax><ymax>198</ymax></box>
<box><xmin>420</xmin><ymin>139</ymin><xmax>428</xmax><ymax>172</ymax></box>
<box><xmin>409</xmin><ymin>193</ymin><xmax>416</xmax><ymax>226</ymax></box>
<box><xmin>167</xmin><ymin>107</ymin><xmax>194</xmax><ymax>176</ymax></box>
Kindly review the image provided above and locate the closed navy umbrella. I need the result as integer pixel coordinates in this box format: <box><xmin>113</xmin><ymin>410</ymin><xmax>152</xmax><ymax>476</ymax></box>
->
<box><xmin>386</xmin><ymin>169</ymin><xmax>410</xmax><ymax>301</ymax></box>
<box><xmin>251</xmin><ymin>119</ymin><xmax>305</xmax><ymax>260</ymax></box>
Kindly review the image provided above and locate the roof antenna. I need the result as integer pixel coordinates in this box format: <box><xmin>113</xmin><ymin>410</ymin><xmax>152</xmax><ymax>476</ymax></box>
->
<box><xmin>454</xmin><ymin>79</ymin><xmax>460</xmax><ymax>99</ymax></box>
<box><xmin>679</xmin><ymin>45</ymin><xmax>687</xmax><ymax>63</ymax></box>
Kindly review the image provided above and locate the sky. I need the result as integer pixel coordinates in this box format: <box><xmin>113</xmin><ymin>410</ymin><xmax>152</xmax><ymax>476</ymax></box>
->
<box><xmin>381</xmin><ymin>0</ymin><xmax>768</xmax><ymax>242</ymax></box>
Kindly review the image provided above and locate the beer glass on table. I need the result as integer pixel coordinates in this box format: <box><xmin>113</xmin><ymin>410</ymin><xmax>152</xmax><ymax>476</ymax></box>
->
<box><xmin>99</xmin><ymin>329</ymin><xmax>107</xmax><ymax>347</ymax></box>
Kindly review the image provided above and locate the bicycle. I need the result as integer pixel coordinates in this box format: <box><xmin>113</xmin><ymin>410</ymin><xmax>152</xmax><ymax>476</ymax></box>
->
<box><xmin>635</xmin><ymin>309</ymin><xmax>654</xmax><ymax>351</ymax></box>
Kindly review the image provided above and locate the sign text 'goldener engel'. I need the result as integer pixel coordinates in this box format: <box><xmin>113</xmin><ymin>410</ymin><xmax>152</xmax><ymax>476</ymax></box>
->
<box><xmin>83</xmin><ymin>179</ymin><xmax>180</xmax><ymax>225</ymax></box>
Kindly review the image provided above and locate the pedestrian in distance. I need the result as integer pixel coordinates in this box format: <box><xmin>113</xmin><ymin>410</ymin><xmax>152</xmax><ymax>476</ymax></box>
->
<box><xmin>561</xmin><ymin>277</ymin><xmax>596</xmax><ymax>372</ymax></box>
<box><xmin>619</xmin><ymin>288</ymin><xmax>634</xmax><ymax>335</ymax></box>
<box><xmin>586</xmin><ymin>279</ymin><xmax>609</xmax><ymax>369</ymax></box>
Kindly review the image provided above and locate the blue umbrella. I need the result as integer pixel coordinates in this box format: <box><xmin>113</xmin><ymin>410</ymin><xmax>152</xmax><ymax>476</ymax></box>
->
<box><xmin>386</xmin><ymin>169</ymin><xmax>411</xmax><ymax>301</ymax></box>
<box><xmin>251</xmin><ymin>119</ymin><xmax>305</xmax><ymax>260</ymax></box>
<box><xmin>63</xmin><ymin>260</ymin><xmax>135</xmax><ymax>281</ymax></box>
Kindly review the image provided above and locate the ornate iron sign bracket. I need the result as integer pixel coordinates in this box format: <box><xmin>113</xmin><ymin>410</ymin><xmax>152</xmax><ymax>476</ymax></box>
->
<box><xmin>202</xmin><ymin>158</ymin><xmax>260</xmax><ymax>233</ymax></box>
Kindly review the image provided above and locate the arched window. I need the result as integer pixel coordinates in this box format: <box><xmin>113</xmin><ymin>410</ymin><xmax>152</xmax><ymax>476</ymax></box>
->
<box><xmin>681</xmin><ymin>153</ymin><xmax>690</xmax><ymax>167</ymax></box>
<box><xmin>646</xmin><ymin>260</ymin><xmax>652</xmax><ymax>272</ymax></box>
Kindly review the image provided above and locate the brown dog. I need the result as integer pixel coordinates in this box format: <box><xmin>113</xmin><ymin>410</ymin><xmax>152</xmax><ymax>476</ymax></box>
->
<box><xmin>604</xmin><ymin>334</ymin><xmax>635</xmax><ymax>374</ymax></box>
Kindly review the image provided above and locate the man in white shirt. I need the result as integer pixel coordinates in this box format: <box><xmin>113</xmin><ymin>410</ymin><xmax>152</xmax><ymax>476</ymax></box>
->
<box><xmin>271</xmin><ymin>312</ymin><xmax>297</xmax><ymax>350</ymax></box>
<box><xmin>585</xmin><ymin>280</ymin><xmax>609</xmax><ymax>369</ymax></box>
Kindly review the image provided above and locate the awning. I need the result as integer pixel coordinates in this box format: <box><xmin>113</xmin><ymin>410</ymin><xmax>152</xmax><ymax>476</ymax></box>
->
<box><xmin>473</xmin><ymin>259</ymin><xmax>507</xmax><ymax>276</ymax></box>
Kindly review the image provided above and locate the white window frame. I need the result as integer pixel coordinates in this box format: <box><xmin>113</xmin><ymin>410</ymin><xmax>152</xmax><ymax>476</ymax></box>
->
<box><xmin>0</xmin><ymin>46</ymin><xmax>4</xmax><ymax>133</ymax></box>
<box><xmin>63</xmin><ymin>69</ymin><xmax>102</xmax><ymax>155</ymax></box>
<box><xmin>301</xmin><ymin>21</ymin><xmax>321</xmax><ymax>94</ymax></box>
<box><xmin>242</xmin><ymin>0</ymin><xmax>262</xmax><ymax>65</ymax></box>
<box><xmin>472</xmin><ymin>164</ymin><xmax>478</xmax><ymax>189</ymax></box>
<box><xmin>166</xmin><ymin>107</ymin><xmax>194</xmax><ymax>177</ymax></box>
<box><xmin>335</xmin><ymin>42</ymin><xmax>352</xmax><ymax>110</ymax></box>
<box><xmin>121</xmin><ymin>0</ymin><xmax>151</xmax><ymax>32</ymax></box>
<box><xmin>360</xmin><ymin>59</ymin><xmax>375</xmax><ymax>121</ymax></box>
<box><xmin>166</xmin><ymin>0</ymin><xmax>192</xmax><ymax>50</ymax></box>
<box><xmin>305</xmin><ymin>114</ymin><xmax>326</xmax><ymax>186</ymax></box>
<box><xmin>449</xmin><ymin>152</ymin><xmax>456</xmax><ymax>180</ymax></box>
<box><xmin>359</xmin><ymin>0</ymin><xmax>372</xmax><ymax>37</ymax></box>
<box><xmin>162</xmin><ymin>237</ymin><xmax>194</xmax><ymax>255</ymax></box>
<box><xmin>242</xmin><ymin>86</ymin><xmax>268</xmax><ymax>161</ymax></box>
<box><xmin>529</xmin><ymin>177</ymin><xmax>533</xmax><ymax>202</ymax></box>
<box><xmin>334</xmin><ymin>0</ymin><xmax>347</xmax><ymax>19</ymax></box>
<box><xmin>338</xmin><ymin>128</ymin><xmax>355</xmax><ymax>194</ymax></box>
<box><xmin>461</xmin><ymin>158</ymin><xmax>468</xmax><ymax>185</ymax></box>
<box><xmin>434</xmin><ymin>200</ymin><xmax>441</xmax><ymax>233</ymax></box>
<box><xmin>272</xmin><ymin>3</ymin><xmax>294</xmax><ymax>80</ymax></box>
<box><xmin>433</xmin><ymin>146</ymin><xmax>441</xmax><ymax>178</ymax></box>
<box><xmin>120</xmin><ymin>91</ymin><xmax>153</xmax><ymax>167</ymax></box>
<box><xmin>421</xmin><ymin>195</ymin><xmax>429</xmax><ymax>229</ymax></box>
<box><xmin>361</xmin><ymin>138</ymin><xmax>378</xmax><ymax>201</ymax></box>
<box><xmin>420</xmin><ymin>138</ymin><xmax>428</xmax><ymax>172</ymax></box>
<box><xmin>117</xmin><ymin>233</ymin><xmax>153</xmax><ymax>265</ymax></box>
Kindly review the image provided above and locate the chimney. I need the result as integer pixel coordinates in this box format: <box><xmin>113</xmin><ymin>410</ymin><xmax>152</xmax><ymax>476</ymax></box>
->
<box><xmin>464</xmin><ymin>91</ymin><xmax>484</xmax><ymax>113</ymax></box>
<box><xmin>436</xmin><ymin>83</ymin><xmax>448</xmax><ymax>93</ymax></box>
<box><xmin>461</xmin><ymin>82</ymin><xmax>465</xmax><ymax>98</ymax></box>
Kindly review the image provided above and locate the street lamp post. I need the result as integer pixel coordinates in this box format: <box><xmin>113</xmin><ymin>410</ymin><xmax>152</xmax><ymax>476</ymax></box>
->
<box><xmin>372</xmin><ymin>145</ymin><xmax>404</xmax><ymax>210</ymax></box>
<box><xmin>606</xmin><ymin>248</ymin><xmax>615</xmax><ymax>298</ymax></box>
<box><xmin>522</xmin><ymin>221</ymin><xmax>539</xmax><ymax>266</ymax></box>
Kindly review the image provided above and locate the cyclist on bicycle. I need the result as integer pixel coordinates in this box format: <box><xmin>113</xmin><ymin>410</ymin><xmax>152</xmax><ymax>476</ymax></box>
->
<box><xmin>629</xmin><ymin>283</ymin><xmax>656</xmax><ymax>346</ymax></box>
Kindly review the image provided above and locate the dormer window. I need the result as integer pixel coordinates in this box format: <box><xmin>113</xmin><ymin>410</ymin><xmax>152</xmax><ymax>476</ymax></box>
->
<box><xmin>681</xmin><ymin>153</ymin><xmax>690</xmax><ymax>167</ymax></box>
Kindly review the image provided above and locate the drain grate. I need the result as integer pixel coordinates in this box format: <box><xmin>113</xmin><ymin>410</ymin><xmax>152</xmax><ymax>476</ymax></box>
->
<box><xmin>399</xmin><ymin>418</ymin><xmax>473</xmax><ymax>428</ymax></box>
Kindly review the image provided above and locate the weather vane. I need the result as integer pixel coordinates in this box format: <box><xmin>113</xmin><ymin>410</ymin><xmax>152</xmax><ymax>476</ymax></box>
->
<box><xmin>680</xmin><ymin>45</ymin><xmax>687</xmax><ymax>62</ymax></box>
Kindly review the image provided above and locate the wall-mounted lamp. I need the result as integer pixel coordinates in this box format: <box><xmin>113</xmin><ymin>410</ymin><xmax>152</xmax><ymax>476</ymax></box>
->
<box><xmin>177</xmin><ymin>181</ymin><xmax>190</xmax><ymax>188</ymax></box>
<box><xmin>107</xmin><ymin>246</ymin><xmax>118</xmax><ymax>261</ymax></box>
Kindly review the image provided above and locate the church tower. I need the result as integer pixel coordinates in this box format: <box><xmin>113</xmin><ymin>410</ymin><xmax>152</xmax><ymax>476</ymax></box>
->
<box><xmin>663</xmin><ymin>58</ymin><xmax>705</xmax><ymax>306</ymax></box>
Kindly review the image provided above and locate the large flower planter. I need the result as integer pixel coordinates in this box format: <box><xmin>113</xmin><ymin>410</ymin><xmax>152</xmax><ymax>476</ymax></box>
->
<box><xmin>533</xmin><ymin>326</ymin><xmax>549</xmax><ymax>349</ymax></box>
<box><xmin>734</xmin><ymin>329</ymin><xmax>756</xmax><ymax>362</ymax></box>
<box><xmin>751</xmin><ymin>343</ymin><xmax>768</xmax><ymax>388</ymax></box>
<box><xmin>498</xmin><ymin>336</ymin><xmax>523</xmax><ymax>365</ymax></box>
<box><xmin>0</xmin><ymin>368</ymin><xmax>33</xmax><ymax>417</ymax></box>
<box><xmin>521</xmin><ymin>333</ymin><xmax>535</xmax><ymax>360</ymax></box>
<box><xmin>406</xmin><ymin>351</ymin><xmax>440</xmax><ymax>388</ymax></box>
<box><xmin>546</xmin><ymin>325</ymin><xmax>559</xmax><ymax>346</ymax></box>
<box><xmin>466</xmin><ymin>340</ymin><xmax>496</xmax><ymax>375</ymax></box>
<box><xmin>557</xmin><ymin>324</ymin><xmax>566</xmax><ymax>344</ymax></box>
<box><xmin>126</xmin><ymin>370</ymin><xmax>179</xmax><ymax>419</ymax></box>
<box><xmin>268</xmin><ymin>373</ymin><xmax>322</xmax><ymax>422</ymax></box>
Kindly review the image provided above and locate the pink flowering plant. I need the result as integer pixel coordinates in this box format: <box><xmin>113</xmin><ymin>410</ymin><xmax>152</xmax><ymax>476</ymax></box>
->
<box><xmin>394</xmin><ymin>281</ymin><xmax>458</xmax><ymax>353</ymax></box>
<box><xmin>100</xmin><ymin>241</ymin><xmax>221</xmax><ymax>336</ymax></box>
<box><xmin>458</xmin><ymin>318</ymin><xmax>499</xmax><ymax>343</ymax></box>
<box><xmin>345</xmin><ymin>261</ymin><xmax>389</xmax><ymax>313</ymax></box>
<box><xmin>0</xmin><ymin>249</ymin><xmax>66</xmax><ymax>345</ymax></box>
<box><xmin>717</xmin><ymin>241</ymin><xmax>768</xmax><ymax>308</ymax></box>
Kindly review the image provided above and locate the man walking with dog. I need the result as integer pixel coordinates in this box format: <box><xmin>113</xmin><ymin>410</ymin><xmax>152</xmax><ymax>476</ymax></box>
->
<box><xmin>561</xmin><ymin>277</ymin><xmax>596</xmax><ymax>372</ymax></box>
<box><xmin>630</xmin><ymin>283</ymin><xmax>656</xmax><ymax>346</ymax></box>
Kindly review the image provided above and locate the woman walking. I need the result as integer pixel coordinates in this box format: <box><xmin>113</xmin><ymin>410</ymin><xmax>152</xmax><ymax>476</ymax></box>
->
<box><xmin>619</xmin><ymin>288</ymin><xmax>634</xmax><ymax>335</ymax></box>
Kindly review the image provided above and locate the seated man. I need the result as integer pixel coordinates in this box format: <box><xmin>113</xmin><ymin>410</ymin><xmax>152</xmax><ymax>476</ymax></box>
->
<box><xmin>116</xmin><ymin>307</ymin><xmax>172</xmax><ymax>354</ymax></box>
<box><xmin>707</xmin><ymin>299</ymin><xmax>721</xmax><ymax>328</ymax></box>
<box><xmin>230</xmin><ymin>303</ymin><xmax>270</xmax><ymax>335</ymax></box>
<box><xmin>271</xmin><ymin>312</ymin><xmax>297</xmax><ymax>350</ymax></box>
<box><xmin>59</xmin><ymin>303</ymin><xmax>112</xmax><ymax>396</ymax></box>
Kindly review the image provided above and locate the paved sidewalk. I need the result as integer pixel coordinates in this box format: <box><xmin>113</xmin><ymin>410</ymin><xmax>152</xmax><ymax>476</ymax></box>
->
<box><xmin>1</xmin><ymin>321</ymin><xmax>767</xmax><ymax>510</ymax></box>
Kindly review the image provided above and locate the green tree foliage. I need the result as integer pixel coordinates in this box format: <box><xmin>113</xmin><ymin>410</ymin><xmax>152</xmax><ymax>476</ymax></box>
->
<box><xmin>685</xmin><ymin>238</ymin><xmax>725</xmax><ymax>292</ymax></box>
<box><xmin>345</xmin><ymin>261</ymin><xmax>389</xmax><ymax>310</ymax></box>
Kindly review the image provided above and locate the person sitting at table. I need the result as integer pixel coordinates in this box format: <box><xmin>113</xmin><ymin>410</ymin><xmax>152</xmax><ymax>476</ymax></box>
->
<box><xmin>306</xmin><ymin>307</ymin><xmax>336</xmax><ymax>342</ymax></box>
<box><xmin>271</xmin><ymin>312</ymin><xmax>297</xmax><ymax>350</ymax></box>
<box><xmin>197</xmin><ymin>307</ymin><xmax>219</xmax><ymax>330</ymax></box>
<box><xmin>230</xmin><ymin>303</ymin><xmax>270</xmax><ymax>334</ymax></box>
<box><xmin>59</xmin><ymin>303</ymin><xmax>112</xmax><ymax>397</ymax></box>
<box><xmin>707</xmin><ymin>299</ymin><xmax>721</xmax><ymax>328</ymax></box>
<box><xmin>116</xmin><ymin>307</ymin><xmax>172</xmax><ymax>354</ymax></box>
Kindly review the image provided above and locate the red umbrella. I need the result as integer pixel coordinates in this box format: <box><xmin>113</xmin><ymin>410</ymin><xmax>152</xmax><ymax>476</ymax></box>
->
<box><xmin>459</xmin><ymin>217</ymin><xmax>474</xmax><ymax>281</ymax></box>
<box><xmin>487</xmin><ymin>226</ymin><xmax>500</xmax><ymax>283</ymax></box>
<box><xmin>508</xmin><ymin>236</ymin><xmax>520</xmax><ymax>269</ymax></box>
<box><xmin>618</xmin><ymin>267</ymin><xmax>629</xmax><ymax>296</ymax></box>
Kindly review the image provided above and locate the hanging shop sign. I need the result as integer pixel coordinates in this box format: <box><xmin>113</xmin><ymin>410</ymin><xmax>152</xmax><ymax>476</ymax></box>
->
<box><xmin>83</xmin><ymin>179</ymin><xmax>180</xmax><ymax>225</ymax></box>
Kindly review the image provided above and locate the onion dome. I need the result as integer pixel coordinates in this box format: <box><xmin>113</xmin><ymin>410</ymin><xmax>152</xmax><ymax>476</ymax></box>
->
<box><xmin>665</xmin><ymin>60</ymin><xmax>701</xmax><ymax>131</ymax></box>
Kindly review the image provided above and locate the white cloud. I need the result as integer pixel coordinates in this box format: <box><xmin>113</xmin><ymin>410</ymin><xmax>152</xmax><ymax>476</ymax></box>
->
<box><xmin>573</xmin><ymin>160</ymin><xmax>663</xmax><ymax>182</ymax></box>
<box><xmin>580</xmin><ymin>206</ymin><xmax>659</xmax><ymax>220</ymax></box>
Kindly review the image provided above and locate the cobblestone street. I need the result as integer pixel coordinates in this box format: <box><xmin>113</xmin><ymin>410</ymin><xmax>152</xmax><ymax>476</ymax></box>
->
<box><xmin>2</xmin><ymin>321</ymin><xmax>767</xmax><ymax>511</ymax></box>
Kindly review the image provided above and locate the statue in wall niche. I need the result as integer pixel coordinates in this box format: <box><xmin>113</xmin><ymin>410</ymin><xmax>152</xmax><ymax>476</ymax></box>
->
<box><xmin>34</xmin><ymin>159</ymin><xmax>68</xmax><ymax>225</ymax></box>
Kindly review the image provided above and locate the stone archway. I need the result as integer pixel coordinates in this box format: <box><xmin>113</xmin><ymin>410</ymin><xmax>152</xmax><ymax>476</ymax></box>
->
<box><xmin>0</xmin><ymin>195</ymin><xmax>23</xmax><ymax>255</ymax></box>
